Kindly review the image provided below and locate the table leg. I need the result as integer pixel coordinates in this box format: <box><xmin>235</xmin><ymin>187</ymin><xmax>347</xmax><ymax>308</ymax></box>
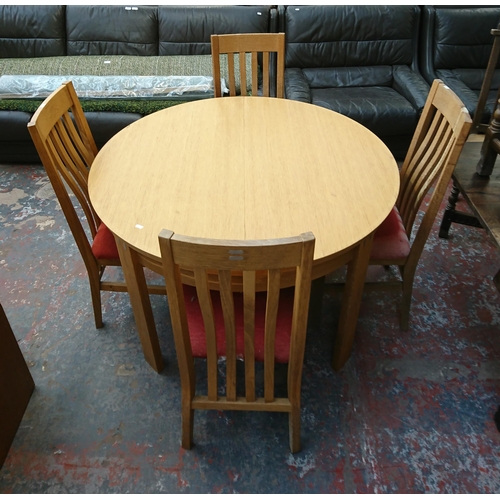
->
<box><xmin>332</xmin><ymin>232</ymin><xmax>374</xmax><ymax>371</ymax></box>
<box><xmin>114</xmin><ymin>235</ymin><xmax>165</xmax><ymax>373</ymax></box>
<box><xmin>308</xmin><ymin>276</ymin><xmax>325</xmax><ymax>330</ymax></box>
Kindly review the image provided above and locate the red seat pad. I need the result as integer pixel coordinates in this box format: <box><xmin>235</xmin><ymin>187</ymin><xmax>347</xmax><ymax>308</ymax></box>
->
<box><xmin>182</xmin><ymin>284</ymin><xmax>296</xmax><ymax>363</ymax></box>
<box><xmin>370</xmin><ymin>206</ymin><xmax>411</xmax><ymax>261</ymax></box>
<box><xmin>91</xmin><ymin>223</ymin><xmax>120</xmax><ymax>260</ymax></box>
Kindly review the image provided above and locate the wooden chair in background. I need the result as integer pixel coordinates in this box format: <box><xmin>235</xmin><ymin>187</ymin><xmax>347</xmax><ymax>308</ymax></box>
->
<box><xmin>347</xmin><ymin>79</ymin><xmax>472</xmax><ymax>330</ymax></box>
<box><xmin>158</xmin><ymin>230</ymin><xmax>314</xmax><ymax>453</ymax></box>
<box><xmin>27</xmin><ymin>81</ymin><xmax>165</xmax><ymax>329</ymax></box>
<box><xmin>211</xmin><ymin>32</ymin><xmax>285</xmax><ymax>98</ymax></box>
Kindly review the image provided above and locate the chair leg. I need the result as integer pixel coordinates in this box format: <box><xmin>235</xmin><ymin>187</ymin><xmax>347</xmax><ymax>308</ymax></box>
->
<box><xmin>400</xmin><ymin>271</ymin><xmax>415</xmax><ymax>331</ymax></box>
<box><xmin>289</xmin><ymin>407</ymin><xmax>301</xmax><ymax>454</ymax></box>
<box><xmin>181</xmin><ymin>402</ymin><xmax>194</xmax><ymax>450</ymax></box>
<box><xmin>88</xmin><ymin>272</ymin><xmax>103</xmax><ymax>329</ymax></box>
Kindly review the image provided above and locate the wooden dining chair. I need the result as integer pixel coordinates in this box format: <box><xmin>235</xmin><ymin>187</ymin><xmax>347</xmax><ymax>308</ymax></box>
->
<box><xmin>27</xmin><ymin>81</ymin><xmax>165</xmax><ymax>329</ymax></box>
<box><xmin>158</xmin><ymin>230</ymin><xmax>315</xmax><ymax>453</ymax></box>
<box><xmin>211</xmin><ymin>32</ymin><xmax>285</xmax><ymax>98</ymax></box>
<box><xmin>362</xmin><ymin>79</ymin><xmax>472</xmax><ymax>330</ymax></box>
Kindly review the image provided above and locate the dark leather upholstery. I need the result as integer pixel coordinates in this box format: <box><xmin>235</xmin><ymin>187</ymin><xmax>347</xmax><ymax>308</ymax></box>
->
<box><xmin>158</xmin><ymin>6</ymin><xmax>272</xmax><ymax>55</ymax></box>
<box><xmin>66</xmin><ymin>5</ymin><xmax>159</xmax><ymax>56</ymax></box>
<box><xmin>282</xmin><ymin>5</ymin><xmax>430</xmax><ymax>160</ymax></box>
<box><xmin>0</xmin><ymin>5</ymin><xmax>275</xmax><ymax>164</ymax></box>
<box><xmin>420</xmin><ymin>6</ymin><xmax>500</xmax><ymax>123</ymax></box>
<box><xmin>0</xmin><ymin>110</ymin><xmax>142</xmax><ymax>164</ymax></box>
<box><xmin>0</xmin><ymin>5</ymin><xmax>66</xmax><ymax>58</ymax></box>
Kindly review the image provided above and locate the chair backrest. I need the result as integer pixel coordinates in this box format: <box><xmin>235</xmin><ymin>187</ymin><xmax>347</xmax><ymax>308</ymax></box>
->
<box><xmin>27</xmin><ymin>81</ymin><xmax>100</xmax><ymax>264</ymax></box>
<box><xmin>158</xmin><ymin>230</ymin><xmax>314</xmax><ymax>409</ymax></box>
<box><xmin>397</xmin><ymin>79</ymin><xmax>472</xmax><ymax>264</ymax></box>
<box><xmin>211</xmin><ymin>33</ymin><xmax>285</xmax><ymax>98</ymax></box>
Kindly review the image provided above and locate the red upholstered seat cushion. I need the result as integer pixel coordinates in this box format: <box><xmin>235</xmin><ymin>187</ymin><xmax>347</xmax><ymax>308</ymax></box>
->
<box><xmin>91</xmin><ymin>223</ymin><xmax>120</xmax><ymax>260</ymax></box>
<box><xmin>370</xmin><ymin>206</ymin><xmax>411</xmax><ymax>261</ymax></box>
<box><xmin>182</xmin><ymin>284</ymin><xmax>295</xmax><ymax>363</ymax></box>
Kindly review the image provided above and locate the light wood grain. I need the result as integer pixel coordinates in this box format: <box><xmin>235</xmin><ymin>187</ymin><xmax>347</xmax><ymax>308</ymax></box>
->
<box><xmin>88</xmin><ymin>96</ymin><xmax>400</xmax><ymax>373</ymax></box>
<box><xmin>158</xmin><ymin>230</ymin><xmax>314</xmax><ymax>452</ymax></box>
<box><xmin>211</xmin><ymin>33</ymin><xmax>285</xmax><ymax>98</ymax></box>
<box><xmin>89</xmin><ymin>97</ymin><xmax>399</xmax><ymax>266</ymax></box>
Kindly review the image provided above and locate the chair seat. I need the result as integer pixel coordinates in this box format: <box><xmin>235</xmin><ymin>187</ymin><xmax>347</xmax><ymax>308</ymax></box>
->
<box><xmin>182</xmin><ymin>284</ymin><xmax>295</xmax><ymax>363</ymax></box>
<box><xmin>91</xmin><ymin>223</ymin><xmax>120</xmax><ymax>260</ymax></box>
<box><xmin>370</xmin><ymin>206</ymin><xmax>410</xmax><ymax>261</ymax></box>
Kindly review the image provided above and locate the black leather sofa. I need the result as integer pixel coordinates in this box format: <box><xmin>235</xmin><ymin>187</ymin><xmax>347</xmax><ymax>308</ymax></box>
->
<box><xmin>280</xmin><ymin>5</ymin><xmax>430</xmax><ymax>160</ymax></box>
<box><xmin>420</xmin><ymin>6</ymin><xmax>500</xmax><ymax>125</ymax></box>
<box><xmin>0</xmin><ymin>5</ymin><xmax>275</xmax><ymax>163</ymax></box>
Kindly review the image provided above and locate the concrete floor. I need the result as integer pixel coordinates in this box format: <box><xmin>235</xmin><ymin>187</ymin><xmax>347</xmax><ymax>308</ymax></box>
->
<box><xmin>1</xmin><ymin>163</ymin><xmax>500</xmax><ymax>493</ymax></box>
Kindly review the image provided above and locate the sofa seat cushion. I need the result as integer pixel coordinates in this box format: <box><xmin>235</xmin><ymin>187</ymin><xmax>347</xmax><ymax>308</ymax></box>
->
<box><xmin>310</xmin><ymin>86</ymin><xmax>418</xmax><ymax>137</ymax></box>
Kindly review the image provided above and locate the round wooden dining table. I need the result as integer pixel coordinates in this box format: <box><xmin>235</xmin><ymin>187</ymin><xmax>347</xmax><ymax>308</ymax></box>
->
<box><xmin>88</xmin><ymin>96</ymin><xmax>399</xmax><ymax>373</ymax></box>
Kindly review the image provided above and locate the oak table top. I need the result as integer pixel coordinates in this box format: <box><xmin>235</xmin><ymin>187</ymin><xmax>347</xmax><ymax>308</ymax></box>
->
<box><xmin>88</xmin><ymin>96</ymin><xmax>400</xmax><ymax>373</ymax></box>
<box><xmin>89</xmin><ymin>97</ymin><xmax>399</xmax><ymax>268</ymax></box>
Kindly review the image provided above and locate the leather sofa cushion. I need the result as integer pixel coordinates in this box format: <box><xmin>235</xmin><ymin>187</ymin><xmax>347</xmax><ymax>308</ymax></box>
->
<box><xmin>158</xmin><ymin>6</ymin><xmax>271</xmax><ymax>56</ymax></box>
<box><xmin>433</xmin><ymin>8</ymin><xmax>500</xmax><ymax>70</ymax></box>
<box><xmin>283</xmin><ymin>5</ymin><xmax>419</xmax><ymax>68</ymax></box>
<box><xmin>0</xmin><ymin>5</ymin><xmax>66</xmax><ymax>58</ymax></box>
<box><xmin>310</xmin><ymin>86</ymin><xmax>418</xmax><ymax>137</ymax></box>
<box><xmin>436</xmin><ymin>69</ymin><xmax>500</xmax><ymax>121</ymax></box>
<box><xmin>302</xmin><ymin>66</ymin><xmax>393</xmax><ymax>88</ymax></box>
<box><xmin>66</xmin><ymin>5</ymin><xmax>158</xmax><ymax>56</ymax></box>
<box><xmin>437</xmin><ymin>68</ymin><xmax>500</xmax><ymax>93</ymax></box>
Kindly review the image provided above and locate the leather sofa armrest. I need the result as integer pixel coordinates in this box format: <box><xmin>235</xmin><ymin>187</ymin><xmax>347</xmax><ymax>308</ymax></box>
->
<box><xmin>284</xmin><ymin>68</ymin><xmax>311</xmax><ymax>103</ymax></box>
<box><xmin>393</xmin><ymin>66</ymin><xmax>430</xmax><ymax>114</ymax></box>
<box><xmin>436</xmin><ymin>70</ymin><xmax>479</xmax><ymax>117</ymax></box>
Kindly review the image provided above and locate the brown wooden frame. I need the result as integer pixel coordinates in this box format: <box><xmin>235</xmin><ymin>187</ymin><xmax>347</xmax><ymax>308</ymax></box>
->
<box><xmin>27</xmin><ymin>81</ymin><xmax>164</xmax><ymax>329</ymax></box>
<box><xmin>0</xmin><ymin>304</ymin><xmax>35</xmax><ymax>469</ymax></box>
<box><xmin>211</xmin><ymin>33</ymin><xmax>285</xmax><ymax>98</ymax></box>
<box><xmin>158</xmin><ymin>230</ymin><xmax>315</xmax><ymax>453</ymax></box>
<box><xmin>367</xmin><ymin>80</ymin><xmax>472</xmax><ymax>330</ymax></box>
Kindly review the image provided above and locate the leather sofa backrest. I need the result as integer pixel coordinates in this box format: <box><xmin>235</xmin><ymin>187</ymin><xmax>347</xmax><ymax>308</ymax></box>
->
<box><xmin>430</xmin><ymin>7</ymin><xmax>500</xmax><ymax>69</ymax></box>
<box><xmin>302</xmin><ymin>66</ymin><xmax>393</xmax><ymax>89</ymax></box>
<box><xmin>281</xmin><ymin>5</ymin><xmax>420</xmax><ymax>70</ymax></box>
<box><xmin>158</xmin><ymin>6</ymin><xmax>273</xmax><ymax>56</ymax></box>
<box><xmin>66</xmin><ymin>5</ymin><xmax>159</xmax><ymax>56</ymax></box>
<box><xmin>0</xmin><ymin>5</ymin><xmax>66</xmax><ymax>58</ymax></box>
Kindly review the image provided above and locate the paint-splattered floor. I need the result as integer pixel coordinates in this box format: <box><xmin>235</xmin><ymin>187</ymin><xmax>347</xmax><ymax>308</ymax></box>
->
<box><xmin>0</xmin><ymin>163</ymin><xmax>499</xmax><ymax>493</ymax></box>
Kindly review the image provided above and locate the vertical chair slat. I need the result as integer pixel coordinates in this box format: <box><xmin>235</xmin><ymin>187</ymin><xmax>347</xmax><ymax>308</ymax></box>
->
<box><xmin>262</xmin><ymin>52</ymin><xmax>270</xmax><ymax>97</ymax></box>
<box><xmin>239</xmin><ymin>52</ymin><xmax>247</xmax><ymax>96</ymax></box>
<box><xmin>219</xmin><ymin>269</ymin><xmax>237</xmax><ymax>402</ymax></box>
<box><xmin>251</xmin><ymin>52</ymin><xmax>259</xmax><ymax>97</ymax></box>
<box><xmin>264</xmin><ymin>269</ymin><xmax>280</xmax><ymax>403</ymax></box>
<box><xmin>242</xmin><ymin>270</ymin><xmax>256</xmax><ymax>402</ymax></box>
<box><xmin>211</xmin><ymin>35</ymin><xmax>222</xmax><ymax>98</ymax></box>
<box><xmin>227</xmin><ymin>53</ymin><xmax>236</xmax><ymax>97</ymax></box>
<box><xmin>194</xmin><ymin>267</ymin><xmax>219</xmax><ymax>402</ymax></box>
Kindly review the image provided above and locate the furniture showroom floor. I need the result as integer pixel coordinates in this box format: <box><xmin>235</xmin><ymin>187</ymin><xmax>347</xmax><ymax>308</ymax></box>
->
<box><xmin>0</xmin><ymin>162</ymin><xmax>499</xmax><ymax>494</ymax></box>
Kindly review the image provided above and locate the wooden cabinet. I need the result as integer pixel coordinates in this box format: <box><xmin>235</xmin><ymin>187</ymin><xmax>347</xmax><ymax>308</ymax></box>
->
<box><xmin>0</xmin><ymin>303</ymin><xmax>34</xmax><ymax>469</ymax></box>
